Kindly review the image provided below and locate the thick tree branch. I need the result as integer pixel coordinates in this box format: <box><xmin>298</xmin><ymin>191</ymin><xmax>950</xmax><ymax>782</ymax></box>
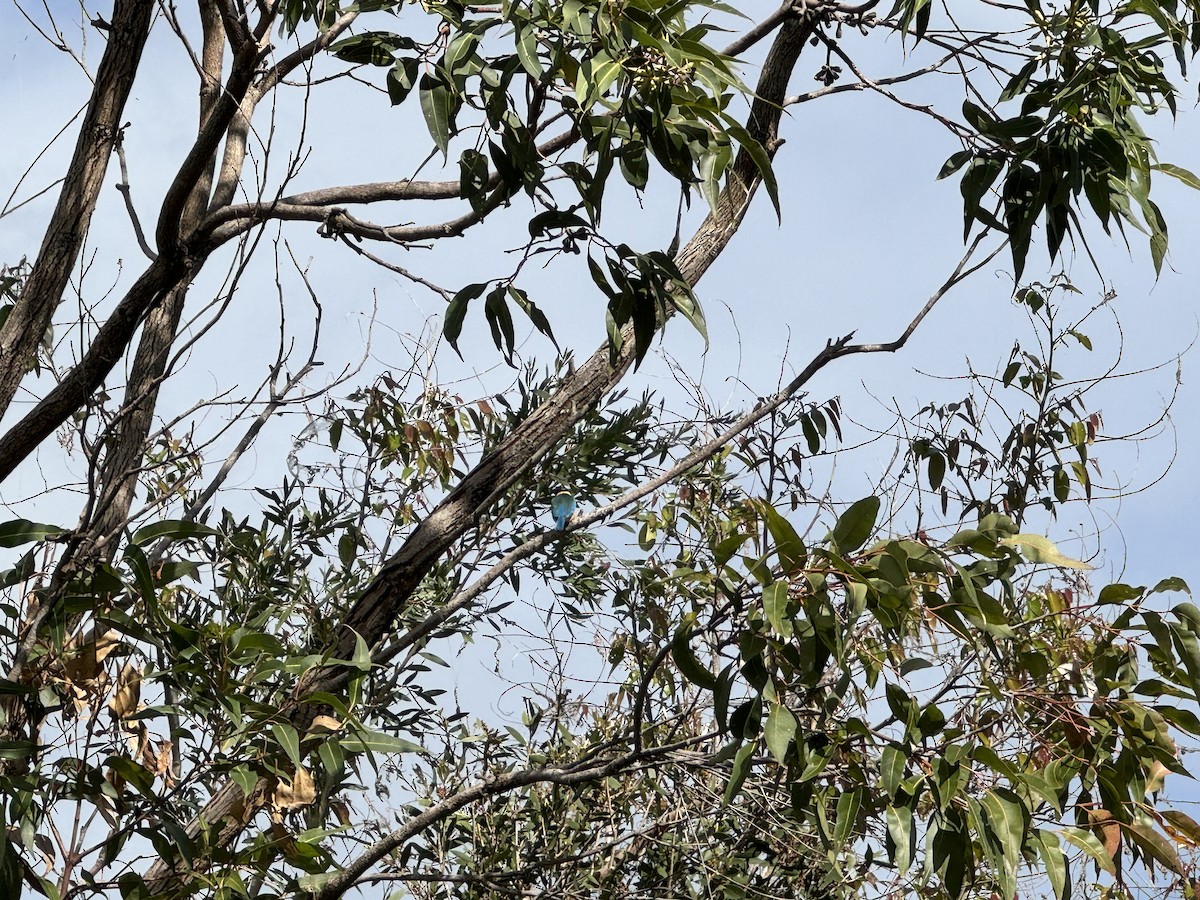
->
<box><xmin>0</xmin><ymin>0</ymin><xmax>155</xmax><ymax>421</ymax></box>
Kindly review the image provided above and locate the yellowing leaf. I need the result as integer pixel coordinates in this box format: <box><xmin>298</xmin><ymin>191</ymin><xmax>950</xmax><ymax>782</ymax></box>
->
<box><xmin>108</xmin><ymin>663</ymin><xmax>142</xmax><ymax>720</ymax></box>
<box><xmin>1000</xmin><ymin>534</ymin><xmax>1093</xmax><ymax>570</ymax></box>
<box><xmin>309</xmin><ymin>714</ymin><xmax>343</xmax><ymax>734</ymax></box>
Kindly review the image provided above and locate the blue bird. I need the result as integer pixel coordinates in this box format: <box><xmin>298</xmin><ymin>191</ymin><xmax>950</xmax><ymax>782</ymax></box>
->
<box><xmin>550</xmin><ymin>491</ymin><xmax>576</xmax><ymax>531</ymax></box>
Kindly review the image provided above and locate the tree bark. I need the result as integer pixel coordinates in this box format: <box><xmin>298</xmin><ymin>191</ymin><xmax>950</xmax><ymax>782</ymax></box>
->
<box><xmin>0</xmin><ymin>0</ymin><xmax>155</xmax><ymax>422</ymax></box>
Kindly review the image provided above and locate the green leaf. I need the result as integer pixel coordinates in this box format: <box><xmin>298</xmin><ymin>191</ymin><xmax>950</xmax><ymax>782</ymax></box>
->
<box><xmin>886</xmin><ymin>803</ymin><xmax>915</xmax><ymax>875</ymax></box>
<box><xmin>1163</xmin><ymin>810</ymin><xmax>1200</xmax><ymax>845</ymax></box>
<box><xmin>938</xmin><ymin>150</ymin><xmax>972</xmax><ymax>180</ymax></box>
<box><xmin>724</xmin><ymin>121</ymin><xmax>780</xmax><ymax>220</ymax></box>
<box><xmin>762</xmin><ymin>581</ymin><xmax>790</xmax><ymax>636</ymax></box>
<box><xmin>1060</xmin><ymin>826</ymin><xmax>1116</xmax><ymax>875</ymax></box>
<box><xmin>760</xmin><ymin>502</ymin><xmax>805</xmax><ymax>573</ymax></box>
<box><xmin>764</xmin><ymin>702</ymin><xmax>796</xmax><ymax>763</ymax></box>
<box><xmin>514</xmin><ymin>22</ymin><xmax>543</xmax><ymax>78</ymax></box>
<box><xmin>0</xmin><ymin>830</ymin><xmax>21</xmax><ymax>900</ymax></box>
<box><xmin>130</xmin><ymin>519</ymin><xmax>220</xmax><ymax>547</ymax></box>
<box><xmin>833</xmin><ymin>788</ymin><xmax>863</xmax><ymax>846</ymax></box>
<box><xmin>330</xmin><ymin>31</ymin><xmax>415</xmax><ymax>66</ymax></box>
<box><xmin>1153</xmin><ymin>162</ymin><xmax>1200</xmax><ymax>191</ymax></box>
<box><xmin>1035</xmin><ymin>830</ymin><xmax>1070</xmax><ymax>900</ymax></box>
<box><xmin>1152</xmin><ymin>576</ymin><xmax>1191</xmax><ymax>595</ymax></box>
<box><xmin>830</xmin><ymin>496</ymin><xmax>880</xmax><ymax>555</ymax></box>
<box><xmin>419</xmin><ymin>73</ymin><xmax>454</xmax><ymax>156</ymax></box>
<box><xmin>1098</xmin><ymin>583</ymin><xmax>1144</xmax><ymax>605</ymax></box>
<box><xmin>484</xmin><ymin>286</ymin><xmax>516</xmax><ymax>361</ymax></box>
<box><xmin>272</xmin><ymin>723</ymin><xmax>302</xmax><ymax>766</ymax></box>
<box><xmin>713</xmin><ymin>533</ymin><xmax>750</xmax><ymax>568</ymax></box>
<box><xmin>1125</xmin><ymin>815</ymin><xmax>1182</xmax><ymax>874</ymax></box>
<box><xmin>575</xmin><ymin>50</ymin><xmax>622</xmax><ymax>109</ymax></box>
<box><xmin>885</xmin><ymin>683</ymin><xmax>916</xmax><ymax>731</ymax></box>
<box><xmin>723</xmin><ymin>742</ymin><xmax>754</xmax><ymax>805</ymax></box>
<box><xmin>670</xmin><ymin>288</ymin><xmax>707</xmax><ymax>346</ymax></box>
<box><xmin>927</xmin><ymin>453</ymin><xmax>945</xmax><ymax>491</ymax></box>
<box><xmin>339</xmin><ymin>729</ymin><xmax>423</xmax><ymax>755</ymax></box>
<box><xmin>980</xmin><ymin>789</ymin><xmax>1026</xmax><ymax>898</ymax></box>
<box><xmin>387</xmin><ymin>57</ymin><xmax>420</xmax><ymax>105</ymax></box>
<box><xmin>508</xmin><ymin>286</ymin><xmax>558</xmax><ymax>349</ymax></box>
<box><xmin>881</xmin><ymin>743</ymin><xmax>905</xmax><ymax>797</ymax></box>
<box><xmin>231</xmin><ymin>764</ymin><xmax>259</xmax><ymax>799</ymax></box>
<box><xmin>0</xmin><ymin>740</ymin><xmax>35</xmax><ymax>760</ymax></box>
<box><xmin>671</xmin><ymin>623</ymin><xmax>716</xmax><ymax>690</ymax></box>
<box><xmin>351</xmin><ymin>630</ymin><xmax>372</xmax><ymax>671</ymax></box>
<box><xmin>443</xmin><ymin>282</ymin><xmax>486</xmax><ymax>356</ymax></box>
<box><xmin>0</xmin><ymin>519</ymin><xmax>64</xmax><ymax>548</ymax></box>
<box><xmin>459</xmin><ymin>148</ymin><xmax>489</xmax><ymax>203</ymax></box>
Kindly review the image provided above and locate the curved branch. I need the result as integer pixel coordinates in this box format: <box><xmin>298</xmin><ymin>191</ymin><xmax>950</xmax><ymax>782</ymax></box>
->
<box><xmin>201</xmin><ymin>128</ymin><xmax>580</xmax><ymax>240</ymax></box>
<box><xmin>155</xmin><ymin>38</ymin><xmax>261</xmax><ymax>254</ymax></box>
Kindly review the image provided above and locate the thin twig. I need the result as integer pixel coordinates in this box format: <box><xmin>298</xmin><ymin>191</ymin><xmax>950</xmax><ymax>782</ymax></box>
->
<box><xmin>113</xmin><ymin>130</ymin><xmax>158</xmax><ymax>261</ymax></box>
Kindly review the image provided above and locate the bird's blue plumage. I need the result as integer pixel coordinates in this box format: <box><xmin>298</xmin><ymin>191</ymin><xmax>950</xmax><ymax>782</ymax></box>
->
<box><xmin>550</xmin><ymin>492</ymin><xmax>576</xmax><ymax>530</ymax></box>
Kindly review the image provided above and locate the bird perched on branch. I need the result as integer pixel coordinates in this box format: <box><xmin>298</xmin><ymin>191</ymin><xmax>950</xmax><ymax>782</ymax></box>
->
<box><xmin>550</xmin><ymin>492</ymin><xmax>576</xmax><ymax>531</ymax></box>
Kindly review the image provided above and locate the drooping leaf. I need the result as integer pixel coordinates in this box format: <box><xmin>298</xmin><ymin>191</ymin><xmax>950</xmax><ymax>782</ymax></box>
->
<box><xmin>764</xmin><ymin>702</ymin><xmax>796</xmax><ymax>763</ymax></box>
<box><xmin>830</xmin><ymin>496</ymin><xmax>880</xmax><ymax>555</ymax></box>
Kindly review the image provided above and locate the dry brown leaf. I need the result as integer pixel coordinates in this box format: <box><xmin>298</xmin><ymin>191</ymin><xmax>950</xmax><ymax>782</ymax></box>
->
<box><xmin>1088</xmin><ymin>808</ymin><xmax>1123</xmax><ymax>860</ymax></box>
<box><xmin>126</xmin><ymin>721</ymin><xmax>149</xmax><ymax>758</ymax></box>
<box><xmin>269</xmin><ymin>819</ymin><xmax>297</xmax><ymax>856</ymax></box>
<box><xmin>62</xmin><ymin>630</ymin><xmax>120</xmax><ymax>683</ymax></box>
<box><xmin>272</xmin><ymin>766</ymin><xmax>316</xmax><ymax>811</ymax></box>
<box><xmin>153</xmin><ymin>740</ymin><xmax>175</xmax><ymax>788</ymax></box>
<box><xmin>331</xmin><ymin>799</ymin><xmax>351</xmax><ymax>827</ymax></box>
<box><xmin>141</xmin><ymin>734</ymin><xmax>159</xmax><ymax>771</ymax></box>
<box><xmin>108</xmin><ymin>663</ymin><xmax>142</xmax><ymax>720</ymax></box>
<box><xmin>309</xmin><ymin>714</ymin><xmax>342</xmax><ymax>733</ymax></box>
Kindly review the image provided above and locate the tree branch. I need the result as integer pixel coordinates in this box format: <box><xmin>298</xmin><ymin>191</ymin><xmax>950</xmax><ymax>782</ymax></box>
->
<box><xmin>0</xmin><ymin>0</ymin><xmax>155</xmax><ymax>422</ymax></box>
<box><xmin>201</xmin><ymin>128</ymin><xmax>579</xmax><ymax>239</ymax></box>
<box><xmin>313</xmin><ymin>737</ymin><xmax>712</xmax><ymax>900</ymax></box>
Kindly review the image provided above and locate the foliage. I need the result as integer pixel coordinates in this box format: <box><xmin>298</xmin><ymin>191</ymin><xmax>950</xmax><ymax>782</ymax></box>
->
<box><xmin>0</xmin><ymin>1</ymin><xmax>1197</xmax><ymax>899</ymax></box>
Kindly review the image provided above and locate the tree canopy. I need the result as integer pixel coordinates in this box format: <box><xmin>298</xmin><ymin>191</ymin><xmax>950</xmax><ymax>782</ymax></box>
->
<box><xmin>0</xmin><ymin>1</ymin><xmax>1198</xmax><ymax>898</ymax></box>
